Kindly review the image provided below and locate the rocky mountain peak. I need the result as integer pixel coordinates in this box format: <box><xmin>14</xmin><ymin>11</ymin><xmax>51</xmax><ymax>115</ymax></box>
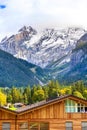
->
<box><xmin>0</xmin><ymin>26</ymin><xmax>86</xmax><ymax>68</ymax></box>
<box><xmin>18</xmin><ymin>25</ymin><xmax>37</xmax><ymax>35</ymax></box>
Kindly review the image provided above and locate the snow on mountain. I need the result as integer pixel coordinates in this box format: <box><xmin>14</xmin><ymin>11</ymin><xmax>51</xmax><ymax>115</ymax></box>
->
<box><xmin>0</xmin><ymin>26</ymin><xmax>86</xmax><ymax>68</ymax></box>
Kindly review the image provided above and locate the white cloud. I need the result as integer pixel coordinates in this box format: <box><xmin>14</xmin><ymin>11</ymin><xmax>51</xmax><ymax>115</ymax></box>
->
<box><xmin>0</xmin><ymin>0</ymin><xmax>87</xmax><ymax>40</ymax></box>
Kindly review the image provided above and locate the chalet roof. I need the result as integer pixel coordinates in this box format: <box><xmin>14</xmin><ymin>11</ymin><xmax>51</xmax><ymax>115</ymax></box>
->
<box><xmin>0</xmin><ymin>106</ymin><xmax>17</xmax><ymax>115</ymax></box>
<box><xmin>0</xmin><ymin>94</ymin><xmax>87</xmax><ymax>115</ymax></box>
<box><xmin>16</xmin><ymin>94</ymin><xmax>87</xmax><ymax>114</ymax></box>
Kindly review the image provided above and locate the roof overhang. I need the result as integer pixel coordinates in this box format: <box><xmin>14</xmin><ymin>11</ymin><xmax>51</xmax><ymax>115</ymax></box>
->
<box><xmin>1</xmin><ymin>95</ymin><xmax>87</xmax><ymax>115</ymax></box>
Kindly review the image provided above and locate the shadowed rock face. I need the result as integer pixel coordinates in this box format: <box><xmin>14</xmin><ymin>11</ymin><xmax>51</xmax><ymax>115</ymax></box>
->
<box><xmin>78</xmin><ymin>33</ymin><xmax>87</xmax><ymax>42</ymax></box>
<box><xmin>44</xmin><ymin>33</ymin><xmax>87</xmax><ymax>85</ymax></box>
<box><xmin>71</xmin><ymin>33</ymin><xmax>87</xmax><ymax>66</ymax></box>
<box><xmin>59</xmin><ymin>34</ymin><xmax>87</xmax><ymax>84</ymax></box>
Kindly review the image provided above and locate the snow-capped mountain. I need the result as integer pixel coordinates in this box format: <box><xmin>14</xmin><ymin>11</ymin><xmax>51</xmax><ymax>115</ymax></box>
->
<box><xmin>46</xmin><ymin>32</ymin><xmax>87</xmax><ymax>84</ymax></box>
<box><xmin>0</xmin><ymin>26</ymin><xmax>86</xmax><ymax>68</ymax></box>
<box><xmin>63</xmin><ymin>33</ymin><xmax>87</xmax><ymax>84</ymax></box>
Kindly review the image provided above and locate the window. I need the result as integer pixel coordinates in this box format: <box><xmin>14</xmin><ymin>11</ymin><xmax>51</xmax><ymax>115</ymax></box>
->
<box><xmin>19</xmin><ymin>122</ymin><xmax>28</xmax><ymax>130</ymax></box>
<box><xmin>30</xmin><ymin>123</ymin><xmax>38</xmax><ymax>130</ymax></box>
<box><xmin>2</xmin><ymin>123</ymin><xmax>10</xmax><ymax>130</ymax></box>
<box><xmin>40</xmin><ymin>123</ymin><xmax>49</xmax><ymax>130</ymax></box>
<box><xmin>66</xmin><ymin>122</ymin><xmax>73</xmax><ymax>130</ymax></box>
<box><xmin>65</xmin><ymin>99</ymin><xmax>87</xmax><ymax>113</ymax></box>
<box><xmin>30</xmin><ymin>122</ymin><xmax>49</xmax><ymax>130</ymax></box>
<box><xmin>82</xmin><ymin>122</ymin><xmax>87</xmax><ymax>130</ymax></box>
<box><xmin>65</xmin><ymin>99</ymin><xmax>78</xmax><ymax>113</ymax></box>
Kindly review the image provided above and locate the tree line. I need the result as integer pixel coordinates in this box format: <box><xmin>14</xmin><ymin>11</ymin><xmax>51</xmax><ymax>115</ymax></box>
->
<box><xmin>0</xmin><ymin>80</ymin><xmax>87</xmax><ymax>106</ymax></box>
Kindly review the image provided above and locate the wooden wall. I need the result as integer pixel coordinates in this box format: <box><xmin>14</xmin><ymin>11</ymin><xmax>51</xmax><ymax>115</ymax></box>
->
<box><xmin>0</xmin><ymin>110</ymin><xmax>15</xmax><ymax>120</ymax></box>
<box><xmin>0</xmin><ymin>99</ymin><xmax>87</xmax><ymax>130</ymax></box>
<box><xmin>18</xmin><ymin>100</ymin><xmax>87</xmax><ymax>120</ymax></box>
<box><xmin>16</xmin><ymin>100</ymin><xmax>87</xmax><ymax>130</ymax></box>
<box><xmin>18</xmin><ymin>101</ymin><xmax>64</xmax><ymax>119</ymax></box>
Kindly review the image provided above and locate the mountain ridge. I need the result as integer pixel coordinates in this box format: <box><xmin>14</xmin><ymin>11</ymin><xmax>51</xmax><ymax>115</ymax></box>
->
<box><xmin>0</xmin><ymin>49</ymin><xmax>47</xmax><ymax>87</ymax></box>
<box><xmin>0</xmin><ymin>26</ymin><xmax>86</xmax><ymax>68</ymax></box>
<box><xmin>46</xmin><ymin>33</ymin><xmax>87</xmax><ymax>84</ymax></box>
<box><xmin>0</xmin><ymin>26</ymin><xmax>87</xmax><ymax>86</ymax></box>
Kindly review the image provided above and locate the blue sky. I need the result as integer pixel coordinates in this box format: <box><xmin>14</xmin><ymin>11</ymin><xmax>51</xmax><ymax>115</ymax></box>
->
<box><xmin>0</xmin><ymin>0</ymin><xmax>87</xmax><ymax>40</ymax></box>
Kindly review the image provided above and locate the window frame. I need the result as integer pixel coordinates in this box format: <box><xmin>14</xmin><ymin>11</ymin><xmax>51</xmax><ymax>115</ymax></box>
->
<box><xmin>65</xmin><ymin>122</ymin><xmax>73</xmax><ymax>130</ymax></box>
<box><xmin>82</xmin><ymin>121</ymin><xmax>87</xmax><ymax>130</ymax></box>
<box><xmin>29</xmin><ymin>122</ymin><xmax>49</xmax><ymax>130</ymax></box>
<box><xmin>2</xmin><ymin>122</ymin><xmax>11</xmax><ymax>130</ymax></box>
<box><xmin>65</xmin><ymin>99</ymin><xmax>87</xmax><ymax>113</ymax></box>
<box><xmin>18</xmin><ymin>122</ymin><xmax>29</xmax><ymax>130</ymax></box>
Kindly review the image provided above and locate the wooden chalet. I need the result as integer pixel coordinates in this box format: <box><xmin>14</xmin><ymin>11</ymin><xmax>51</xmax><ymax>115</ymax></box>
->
<box><xmin>0</xmin><ymin>95</ymin><xmax>87</xmax><ymax>130</ymax></box>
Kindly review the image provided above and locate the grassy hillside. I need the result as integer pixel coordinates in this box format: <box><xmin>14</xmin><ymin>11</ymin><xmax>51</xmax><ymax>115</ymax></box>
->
<box><xmin>0</xmin><ymin>49</ymin><xmax>47</xmax><ymax>87</ymax></box>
